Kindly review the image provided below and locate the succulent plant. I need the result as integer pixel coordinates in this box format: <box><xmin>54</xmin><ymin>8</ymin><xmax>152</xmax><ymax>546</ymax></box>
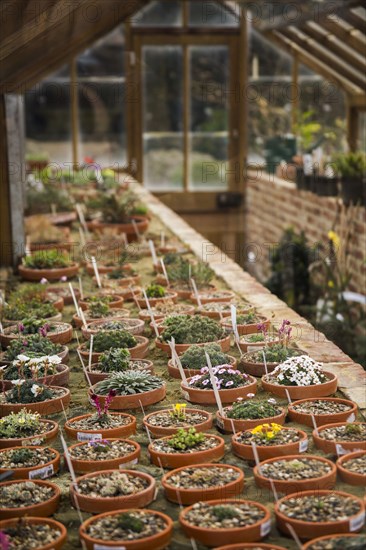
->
<box><xmin>87</xmin><ymin>330</ymin><xmax>137</xmax><ymax>352</ymax></box>
<box><xmin>94</xmin><ymin>370</ymin><xmax>164</xmax><ymax>396</ymax></box>
<box><xmin>23</xmin><ymin>250</ymin><xmax>72</xmax><ymax>269</ymax></box>
<box><xmin>180</xmin><ymin>343</ymin><xmax>229</xmax><ymax>370</ymax></box>
<box><xmin>98</xmin><ymin>348</ymin><xmax>131</xmax><ymax>373</ymax></box>
<box><xmin>160</xmin><ymin>316</ymin><xmax>224</xmax><ymax>344</ymax></box>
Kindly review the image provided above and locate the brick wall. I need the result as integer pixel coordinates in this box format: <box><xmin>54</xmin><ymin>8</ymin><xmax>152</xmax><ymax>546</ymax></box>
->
<box><xmin>244</xmin><ymin>172</ymin><xmax>366</xmax><ymax>295</ymax></box>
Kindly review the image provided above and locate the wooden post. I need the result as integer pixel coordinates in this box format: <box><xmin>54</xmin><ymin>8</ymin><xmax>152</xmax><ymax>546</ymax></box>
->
<box><xmin>346</xmin><ymin>100</ymin><xmax>359</xmax><ymax>152</ymax></box>
<box><xmin>0</xmin><ymin>94</ymin><xmax>25</xmax><ymax>267</ymax></box>
<box><xmin>70</xmin><ymin>58</ymin><xmax>79</xmax><ymax>168</ymax></box>
<box><xmin>238</xmin><ymin>8</ymin><xmax>249</xmax><ymax>192</ymax></box>
<box><xmin>291</xmin><ymin>53</ymin><xmax>299</xmax><ymax>132</ymax></box>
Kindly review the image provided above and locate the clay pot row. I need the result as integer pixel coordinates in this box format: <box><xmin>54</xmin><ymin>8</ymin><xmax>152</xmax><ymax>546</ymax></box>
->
<box><xmin>78</xmin><ymin>335</ymin><xmax>149</xmax><ymax>363</ymax></box>
<box><xmin>0</xmin><ymin>322</ymin><xmax>73</xmax><ymax>348</ymax></box>
<box><xmin>0</xmin><ymin>386</ymin><xmax>71</xmax><ymax>417</ymax></box>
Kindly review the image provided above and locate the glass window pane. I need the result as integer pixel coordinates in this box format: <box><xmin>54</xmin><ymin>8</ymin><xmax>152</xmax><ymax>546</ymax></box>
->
<box><xmin>133</xmin><ymin>1</ymin><xmax>182</xmax><ymax>27</ymax></box>
<box><xmin>142</xmin><ymin>45</ymin><xmax>184</xmax><ymax>190</ymax></box>
<box><xmin>189</xmin><ymin>45</ymin><xmax>229</xmax><ymax>190</ymax></box>
<box><xmin>189</xmin><ymin>2</ymin><xmax>239</xmax><ymax>27</ymax></box>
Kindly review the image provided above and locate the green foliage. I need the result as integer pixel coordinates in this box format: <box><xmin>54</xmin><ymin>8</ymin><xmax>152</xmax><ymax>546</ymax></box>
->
<box><xmin>4</xmin><ymin>335</ymin><xmax>62</xmax><ymax>361</ymax></box>
<box><xmin>88</xmin><ymin>330</ymin><xmax>137</xmax><ymax>352</ymax></box>
<box><xmin>87</xmin><ymin>191</ymin><xmax>146</xmax><ymax>224</ymax></box>
<box><xmin>192</xmin><ymin>262</ymin><xmax>214</xmax><ymax>286</ymax></box>
<box><xmin>9</xmin><ymin>448</ymin><xmax>34</xmax><ymax>464</ymax></box>
<box><xmin>23</xmin><ymin>250</ymin><xmax>71</xmax><ymax>269</ymax></box>
<box><xmin>293</xmin><ymin>110</ymin><xmax>321</xmax><ymax>152</ymax></box>
<box><xmin>0</xmin><ymin>410</ymin><xmax>42</xmax><ymax>438</ymax></box>
<box><xmin>345</xmin><ymin>423</ymin><xmax>362</xmax><ymax>435</ymax></box>
<box><xmin>245</xmin><ymin>333</ymin><xmax>265</xmax><ymax>343</ymax></box>
<box><xmin>332</xmin><ymin>152</ymin><xmax>366</xmax><ymax>179</ymax></box>
<box><xmin>94</xmin><ymin>370</ymin><xmax>163</xmax><ymax>395</ymax></box>
<box><xmin>98</xmin><ymin>348</ymin><xmax>131</xmax><ymax>373</ymax></box>
<box><xmin>117</xmin><ymin>513</ymin><xmax>144</xmax><ymax>533</ymax></box>
<box><xmin>227</xmin><ymin>400</ymin><xmax>280</xmax><ymax>420</ymax></box>
<box><xmin>166</xmin><ymin>257</ymin><xmax>191</xmax><ymax>283</ymax></box>
<box><xmin>6</xmin><ymin>380</ymin><xmax>55</xmax><ymax>404</ymax></box>
<box><xmin>17</xmin><ymin>318</ymin><xmax>48</xmax><ymax>335</ymax></box>
<box><xmin>211</xmin><ymin>505</ymin><xmax>241</xmax><ymax>520</ymax></box>
<box><xmin>88</xmin><ymin>300</ymin><xmax>110</xmax><ymax>319</ymax></box>
<box><xmin>249</xmin><ymin>344</ymin><xmax>300</xmax><ymax>364</ymax></box>
<box><xmin>3</xmin><ymin>299</ymin><xmax>57</xmax><ymax>322</ymax></box>
<box><xmin>167</xmin><ymin>428</ymin><xmax>205</xmax><ymax>451</ymax></box>
<box><xmin>25</xmin><ymin>185</ymin><xmax>73</xmax><ymax>215</ymax></box>
<box><xmin>160</xmin><ymin>316</ymin><xmax>224</xmax><ymax>344</ymax></box>
<box><xmin>145</xmin><ymin>284</ymin><xmax>166</xmax><ymax>298</ymax></box>
<box><xmin>236</xmin><ymin>312</ymin><xmax>260</xmax><ymax>325</ymax></box>
<box><xmin>4</xmin><ymin>356</ymin><xmax>59</xmax><ymax>381</ymax></box>
<box><xmin>180</xmin><ymin>343</ymin><xmax>229</xmax><ymax>370</ymax></box>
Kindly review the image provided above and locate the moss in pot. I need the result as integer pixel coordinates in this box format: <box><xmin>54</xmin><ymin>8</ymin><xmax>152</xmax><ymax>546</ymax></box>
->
<box><xmin>0</xmin><ymin>517</ymin><xmax>66</xmax><ymax>550</ymax></box>
<box><xmin>3</xmin><ymin>334</ymin><xmax>63</xmax><ymax>362</ymax></box>
<box><xmin>160</xmin><ymin>316</ymin><xmax>224</xmax><ymax>344</ymax></box>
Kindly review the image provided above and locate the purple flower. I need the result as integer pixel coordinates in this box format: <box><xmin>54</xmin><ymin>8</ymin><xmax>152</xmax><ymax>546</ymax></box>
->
<box><xmin>0</xmin><ymin>531</ymin><xmax>9</xmax><ymax>550</ymax></box>
<box><xmin>225</xmin><ymin>381</ymin><xmax>234</xmax><ymax>387</ymax></box>
<box><xmin>60</xmin><ymin>276</ymin><xmax>67</xmax><ymax>282</ymax></box>
<box><xmin>40</xmin><ymin>278</ymin><xmax>48</xmax><ymax>284</ymax></box>
<box><xmin>39</xmin><ymin>324</ymin><xmax>49</xmax><ymax>337</ymax></box>
<box><xmin>202</xmin><ymin>379</ymin><xmax>209</xmax><ymax>386</ymax></box>
<box><xmin>18</xmin><ymin>323</ymin><xmax>25</xmax><ymax>333</ymax></box>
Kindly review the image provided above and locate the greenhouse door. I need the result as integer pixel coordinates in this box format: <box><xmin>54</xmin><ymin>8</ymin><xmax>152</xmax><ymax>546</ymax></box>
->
<box><xmin>132</xmin><ymin>36</ymin><xmax>240</xmax><ymax>192</ymax></box>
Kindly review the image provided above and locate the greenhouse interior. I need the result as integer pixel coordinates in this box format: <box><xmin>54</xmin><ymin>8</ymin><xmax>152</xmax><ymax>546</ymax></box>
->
<box><xmin>0</xmin><ymin>1</ymin><xmax>365</xmax><ymax>549</ymax></box>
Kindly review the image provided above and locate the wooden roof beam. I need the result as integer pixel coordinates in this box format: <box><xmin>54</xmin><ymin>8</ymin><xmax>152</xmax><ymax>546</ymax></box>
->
<box><xmin>313</xmin><ymin>18</ymin><xmax>366</xmax><ymax>57</ymax></box>
<box><xmin>338</xmin><ymin>10</ymin><xmax>366</xmax><ymax>34</ymax></box>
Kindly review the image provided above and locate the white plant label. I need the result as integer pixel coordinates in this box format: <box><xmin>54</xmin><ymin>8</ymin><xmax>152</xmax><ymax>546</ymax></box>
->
<box><xmin>95</xmin><ymin>546</ymin><xmax>126</xmax><ymax>550</ymax></box>
<box><xmin>347</xmin><ymin>413</ymin><xmax>356</xmax><ymax>422</ymax></box>
<box><xmin>216</xmin><ymin>417</ymin><xmax>224</xmax><ymax>430</ymax></box>
<box><xmin>247</xmin><ymin>345</ymin><xmax>265</xmax><ymax>353</ymax></box>
<box><xmin>350</xmin><ymin>511</ymin><xmax>365</xmax><ymax>532</ymax></box>
<box><xmin>148</xmin><ymin>239</ymin><xmax>158</xmax><ymax>265</ymax></box>
<box><xmin>23</xmin><ymin>437</ymin><xmax>44</xmax><ymax>446</ymax></box>
<box><xmin>154</xmin><ymin>486</ymin><xmax>159</xmax><ymax>500</ymax></box>
<box><xmin>120</xmin><ymin>458</ymin><xmax>138</xmax><ymax>468</ymax></box>
<box><xmin>29</xmin><ymin>464</ymin><xmax>54</xmax><ymax>479</ymax></box>
<box><xmin>182</xmin><ymin>391</ymin><xmax>190</xmax><ymax>401</ymax></box>
<box><xmin>260</xmin><ymin>519</ymin><xmax>271</xmax><ymax>537</ymax></box>
<box><xmin>77</xmin><ymin>432</ymin><xmax>102</xmax><ymax>442</ymax></box>
<box><xmin>299</xmin><ymin>438</ymin><xmax>308</xmax><ymax>452</ymax></box>
<box><xmin>336</xmin><ymin>443</ymin><xmax>349</xmax><ymax>456</ymax></box>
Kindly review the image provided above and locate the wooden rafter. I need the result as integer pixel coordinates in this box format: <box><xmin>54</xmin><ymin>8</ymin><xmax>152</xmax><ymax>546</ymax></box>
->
<box><xmin>338</xmin><ymin>10</ymin><xmax>366</xmax><ymax>34</ymax></box>
<box><xmin>315</xmin><ymin>18</ymin><xmax>366</xmax><ymax>57</ymax></box>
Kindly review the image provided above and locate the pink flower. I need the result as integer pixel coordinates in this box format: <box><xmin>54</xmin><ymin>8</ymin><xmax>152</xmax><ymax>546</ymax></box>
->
<box><xmin>18</xmin><ymin>323</ymin><xmax>25</xmax><ymax>333</ymax></box>
<box><xmin>60</xmin><ymin>276</ymin><xmax>67</xmax><ymax>282</ymax></box>
<box><xmin>225</xmin><ymin>381</ymin><xmax>234</xmax><ymax>387</ymax></box>
<box><xmin>247</xmin><ymin>393</ymin><xmax>255</xmax><ymax>398</ymax></box>
<box><xmin>40</xmin><ymin>278</ymin><xmax>48</xmax><ymax>284</ymax></box>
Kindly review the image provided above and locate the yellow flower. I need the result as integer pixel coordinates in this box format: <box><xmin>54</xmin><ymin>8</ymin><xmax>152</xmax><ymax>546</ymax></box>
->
<box><xmin>328</xmin><ymin>231</ymin><xmax>340</xmax><ymax>248</ymax></box>
<box><xmin>102</xmin><ymin>168</ymin><xmax>115</xmax><ymax>178</ymax></box>
<box><xmin>328</xmin><ymin>280</ymin><xmax>335</xmax><ymax>288</ymax></box>
<box><xmin>173</xmin><ymin>403</ymin><xmax>187</xmax><ymax>415</ymax></box>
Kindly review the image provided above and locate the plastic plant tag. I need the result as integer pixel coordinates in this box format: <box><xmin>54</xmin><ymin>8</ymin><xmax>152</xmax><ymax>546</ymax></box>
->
<box><xmin>169</xmin><ymin>339</ymin><xmax>187</xmax><ymax>386</ymax></box>
<box><xmin>284</xmin><ymin>389</ymin><xmax>292</xmax><ymax>404</ymax></box>
<box><xmin>120</xmin><ymin>458</ymin><xmax>138</xmax><ymax>468</ymax></box>
<box><xmin>131</xmin><ymin>219</ymin><xmax>140</xmax><ymax>240</ymax></box>
<box><xmin>262</xmin><ymin>350</ymin><xmax>268</xmax><ymax>376</ymax></box>
<box><xmin>148</xmin><ymin>239</ymin><xmax>158</xmax><ymax>265</ymax></box>
<box><xmin>350</xmin><ymin>510</ymin><xmax>365</xmax><ymax>532</ymax></box>
<box><xmin>182</xmin><ymin>391</ymin><xmax>190</xmax><ymax>401</ymax></box>
<box><xmin>91</xmin><ymin>256</ymin><xmax>102</xmax><ymax>288</ymax></box>
<box><xmin>206</xmin><ymin>352</ymin><xmax>224</xmax><ymax>415</ymax></box>
<box><xmin>251</xmin><ymin>441</ymin><xmax>262</xmax><ymax>475</ymax></box>
<box><xmin>299</xmin><ymin>438</ymin><xmax>308</xmax><ymax>452</ymax></box>
<box><xmin>94</xmin><ymin>545</ymin><xmax>126</xmax><ymax>550</ymax></box>
<box><xmin>77</xmin><ymin>432</ymin><xmax>102</xmax><ymax>442</ymax></box>
<box><xmin>143</xmin><ymin>290</ymin><xmax>159</xmax><ymax>337</ymax></box>
<box><xmin>29</xmin><ymin>464</ymin><xmax>54</xmax><ymax>480</ymax></box>
<box><xmin>153</xmin><ymin>486</ymin><xmax>159</xmax><ymax>500</ymax></box>
<box><xmin>160</xmin><ymin>258</ymin><xmax>169</xmax><ymax>286</ymax></box>
<box><xmin>88</xmin><ymin>335</ymin><xmax>94</xmax><ymax>369</ymax></box>
<box><xmin>260</xmin><ymin>519</ymin><xmax>271</xmax><ymax>537</ymax></box>
<box><xmin>347</xmin><ymin>413</ymin><xmax>356</xmax><ymax>422</ymax></box>
<box><xmin>216</xmin><ymin>416</ymin><xmax>224</xmax><ymax>430</ymax></box>
<box><xmin>247</xmin><ymin>344</ymin><xmax>265</xmax><ymax>352</ymax></box>
<box><xmin>69</xmin><ymin>282</ymin><xmax>79</xmax><ymax>314</ymax></box>
<box><xmin>336</xmin><ymin>443</ymin><xmax>349</xmax><ymax>456</ymax></box>
<box><xmin>190</xmin><ymin>278</ymin><xmax>202</xmax><ymax>308</ymax></box>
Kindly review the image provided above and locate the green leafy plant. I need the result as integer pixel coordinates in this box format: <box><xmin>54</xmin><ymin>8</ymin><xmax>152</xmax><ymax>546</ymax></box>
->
<box><xmin>332</xmin><ymin>152</ymin><xmax>366</xmax><ymax>179</ymax></box>
<box><xmin>0</xmin><ymin>410</ymin><xmax>42</xmax><ymax>438</ymax></box>
<box><xmin>25</xmin><ymin>185</ymin><xmax>73</xmax><ymax>215</ymax></box>
<box><xmin>87</xmin><ymin>300</ymin><xmax>110</xmax><ymax>319</ymax></box>
<box><xmin>87</xmin><ymin>191</ymin><xmax>146</xmax><ymax>224</ymax></box>
<box><xmin>145</xmin><ymin>284</ymin><xmax>166</xmax><ymax>298</ymax></box>
<box><xmin>15</xmin><ymin>318</ymin><xmax>49</xmax><ymax>336</ymax></box>
<box><xmin>6</xmin><ymin>380</ymin><xmax>55</xmax><ymax>404</ymax></box>
<box><xmin>211</xmin><ymin>505</ymin><xmax>241</xmax><ymax>520</ymax></box>
<box><xmin>236</xmin><ymin>312</ymin><xmax>260</xmax><ymax>325</ymax></box>
<box><xmin>160</xmin><ymin>316</ymin><xmax>224</xmax><ymax>344</ymax></box>
<box><xmin>117</xmin><ymin>513</ymin><xmax>144</xmax><ymax>533</ymax></box>
<box><xmin>248</xmin><ymin>344</ymin><xmax>299</xmax><ymax>364</ymax></box>
<box><xmin>4</xmin><ymin>334</ymin><xmax>62</xmax><ymax>361</ymax></box>
<box><xmin>345</xmin><ymin>423</ymin><xmax>362</xmax><ymax>436</ymax></box>
<box><xmin>180</xmin><ymin>343</ymin><xmax>230</xmax><ymax>370</ymax></box>
<box><xmin>87</xmin><ymin>330</ymin><xmax>137</xmax><ymax>352</ymax></box>
<box><xmin>94</xmin><ymin>370</ymin><xmax>163</xmax><ymax>396</ymax></box>
<box><xmin>9</xmin><ymin>448</ymin><xmax>34</xmax><ymax>464</ymax></box>
<box><xmin>293</xmin><ymin>110</ymin><xmax>321</xmax><ymax>152</ymax></box>
<box><xmin>227</xmin><ymin>400</ymin><xmax>280</xmax><ymax>420</ymax></box>
<box><xmin>167</xmin><ymin>428</ymin><xmax>205</xmax><ymax>451</ymax></box>
<box><xmin>23</xmin><ymin>250</ymin><xmax>71</xmax><ymax>269</ymax></box>
<box><xmin>98</xmin><ymin>348</ymin><xmax>131</xmax><ymax>373</ymax></box>
<box><xmin>192</xmin><ymin>262</ymin><xmax>214</xmax><ymax>287</ymax></box>
<box><xmin>3</xmin><ymin>299</ymin><xmax>57</xmax><ymax>322</ymax></box>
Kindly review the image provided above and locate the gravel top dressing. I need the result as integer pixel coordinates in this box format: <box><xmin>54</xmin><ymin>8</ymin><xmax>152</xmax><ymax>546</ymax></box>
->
<box><xmin>165</xmin><ymin>466</ymin><xmax>240</xmax><ymax>489</ymax></box>
<box><xmin>151</xmin><ymin>435</ymin><xmax>219</xmax><ymax>454</ymax></box>
<box><xmin>184</xmin><ymin>501</ymin><xmax>265</xmax><ymax>528</ymax></box>
<box><xmin>0</xmin><ymin>447</ymin><xmax>56</xmax><ymax>469</ymax></box>
<box><xmin>260</xmin><ymin>458</ymin><xmax>332</xmax><ymax>480</ymax></box>
<box><xmin>69</xmin><ymin>440</ymin><xmax>135</xmax><ymax>461</ymax></box>
<box><xmin>67</xmin><ymin>413</ymin><xmax>133</xmax><ymax>430</ymax></box>
<box><xmin>341</xmin><ymin>454</ymin><xmax>366</xmax><ymax>475</ymax></box>
<box><xmin>76</xmin><ymin>471</ymin><xmax>149</xmax><ymax>497</ymax></box>
<box><xmin>279</xmin><ymin>494</ymin><xmax>361</xmax><ymax>522</ymax></box>
<box><xmin>3</xmin><ymin>520</ymin><xmax>61</xmax><ymax>550</ymax></box>
<box><xmin>306</xmin><ymin>535</ymin><xmax>366</xmax><ymax>550</ymax></box>
<box><xmin>147</xmin><ymin>410</ymin><xmax>208</xmax><ymax>427</ymax></box>
<box><xmin>319</xmin><ymin>424</ymin><xmax>366</xmax><ymax>442</ymax></box>
<box><xmin>0</xmin><ymin>481</ymin><xmax>56</xmax><ymax>508</ymax></box>
<box><xmin>236</xmin><ymin>428</ymin><xmax>301</xmax><ymax>447</ymax></box>
<box><xmin>292</xmin><ymin>400</ymin><xmax>353</xmax><ymax>415</ymax></box>
<box><xmin>86</xmin><ymin>511</ymin><xmax>167</xmax><ymax>541</ymax></box>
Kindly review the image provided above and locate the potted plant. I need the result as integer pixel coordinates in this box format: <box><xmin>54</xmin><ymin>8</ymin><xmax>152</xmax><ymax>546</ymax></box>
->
<box><xmin>135</xmin><ymin>284</ymin><xmax>178</xmax><ymax>308</ymax></box>
<box><xmin>303</xmin><ymin>533</ymin><xmax>366</xmax><ymax>550</ymax></box>
<box><xmin>26</xmin><ymin>152</ymin><xmax>49</xmax><ymax>171</ymax></box>
<box><xmin>198</xmin><ymin>301</ymin><xmax>253</xmax><ymax>320</ymax></box>
<box><xmin>90</xmin><ymin>370</ymin><xmax>166</xmax><ymax>410</ymax></box>
<box><xmin>82</xmin><ymin>318</ymin><xmax>145</xmax><ymax>340</ymax></box>
<box><xmin>179</xmin><ymin>499</ymin><xmax>271</xmax><ymax>547</ymax></box>
<box><xmin>216</xmin><ymin>397</ymin><xmax>286</xmax><ymax>433</ymax></box>
<box><xmin>2</xmin><ymin>354</ymin><xmax>70</xmax><ymax>390</ymax></box>
<box><xmin>0</xmin><ymin>479</ymin><xmax>61</xmax><ymax>518</ymax></box>
<box><xmin>79</xmin><ymin>509</ymin><xmax>173</xmax><ymax>550</ymax></box>
<box><xmin>0</xmin><ymin>319</ymin><xmax>73</xmax><ymax>347</ymax></box>
<box><xmin>181</xmin><ymin>366</ymin><xmax>257</xmax><ymax>405</ymax></box>
<box><xmin>85</xmin><ymin>249</ymin><xmax>133</xmax><ymax>276</ymax></box>
<box><xmin>162</xmin><ymin>463</ymin><xmax>244</xmax><ymax>505</ymax></box>
<box><xmin>221</xmin><ymin>312</ymin><xmax>270</xmax><ymax>336</ymax></box>
<box><xmin>168</xmin><ymin>343</ymin><xmax>236</xmax><ymax>379</ymax></box>
<box><xmin>79</xmin><ymin>294</ymin><xmax>124</xmax><ymax>311</ymax></box>
<box><xmin>275</xmin><ymin>490</ymin><xmax>365</xmax><ymax>539</ymax></box>
<box><xmin>332</xmin><ymin>151</ymin><xmax>366</xmax><ymax>206</ymax></box>
<box><xmin>288</xmin><ymin>397</ymin><xmax>358</xmax><ymax>427</ymax></box>
<box><xmin>215</xmin><ymin>545</ymin><xmax>286</xmax><ymax>550</ymax></box>
<box><xmin>261</xmin><ymin>355</ymin><xmax>338</xmax><ymax>399</ymax></box>
<box><xmin>337</xmin><ymin>450</ymin><xmax>366</xmax><ymax>486</ymax></box>
<box><xmin>157</xmin><ymin>258</ymin><xmax>215</xmax><ymax>299</ymax></box>
<box><xmin>143</xmin><ymin>403</ymin><xmax>213</xmax><ymax>437</ymax></box>
<box><xmin>3</xmin><ymin>292</ymin><xmax>62</xmax><ymax>323</ymax></box>
<box><xmin>312</xmin><ymin>422</ymin><xmax>366</xmax><ymax>454</ymax></box>
<box><xmin>253</xmin><ymin>454</ymin><xmax>336</xmax><ymax>494</ymax></box>
<box><xmin>70</xmin><ymin>469</ymin><xmax>156</xmax><ymax>514</ymax></box>
<box><xmin>0</xmin><ymin>445</ymin><xmax>60</xmax><ymax>480</ymax></box>
<box><xmin>148</xmin><ymin>427</ymin><xmax>225</xmax><ymax>469</ymax></box>
<box><xmin>67</xmin><ymin>438</ymin><xmax>141</xmax><ymax>474</ymax></box>
<box><xmin>139</xmin><ymin>301</ymin><xmax>195</xmax><ymax>322</ymax></box>
<box><xmin>157</xmin><ymin>316</ymin><xmax>230</xmax><ymax>354</ymax></box>
<box><xmin>78</xmin><ymin>330</ymin><xmax>149</xmax><ymax>362</ymax></box>
<box><xmin>190</xmin><ymin>289</ymin><xmax>235</xmax><ymax>305</ymax></box>
<box><xmin>0</xmin><ymin>409</ymin><xmax>58</xmax><ymax>449</ymax></box>
<box><xmin>45</xmin><ymin>284</ymin><xmax>80</xmax><ymax>306</ymax></box>
<box><xmin>232</xmin><ymin>424</ymin><xmax>308</xmax><ymax>461</ymax></box>
<box><xmin>86</xmin><ymin>348</ymin><xmax>153</xmax><ymax>385</ymax></box>
<box><xmin>18</xmin><ymin>250</ymin><xmax>79</xmax><ymax>281</ymax></box>
<box><xmin>0</xmin><ymin>517</ymin><xmax>67</xmax><ymax>550</ymax></box>
<box><xmin>0</xmin><ymin>380</ymin><xmax>70</xmax><ymax>416</ymax></box>
<box><xmin>1</xmin><ymin>333</ymin><xmax>68</xmax><ymax>364</ymax></box>
<box><xmin>73</xmin><ymin>300</ymin><xmax>130</xmax><ymax>328</ymax></box>
<box><xmin>25</xmin><ymin>215</ymin><xmax>71</xmax><ymax>252</ymax></box>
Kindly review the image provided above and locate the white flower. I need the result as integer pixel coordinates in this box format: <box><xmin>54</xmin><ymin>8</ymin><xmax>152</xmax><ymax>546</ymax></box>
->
<box><xmin>40</xmin><ymin>278</ymin><xmax>48</xmax><ymax>284</ymax></box>
<box><xmin>247</xmin><ymin>393</ymin><xmax>255</xmax><ymax>398</ymax></box>
<box><xmin>31</xmin><ymin>384</ymin><xmax>43</xmax><ymax>396</ymax></box>
<box><xmin>11</xmin><ymin>379</ymin><xmax>25</xmax><ymax>386</ymax></box>
<box><xmin>16</xmin><ymin>354</ymin><xmax>30</xmax><ymax>362</ymax></box>
<box><xmin>48</xmin><ymin>355</ymin><xmax>62</xmax><ymax>365</ymax></box>
<box><xmin>268</xmin><ymin>398</ymin><xmax>277</xmax><ymax>404</ymax></box>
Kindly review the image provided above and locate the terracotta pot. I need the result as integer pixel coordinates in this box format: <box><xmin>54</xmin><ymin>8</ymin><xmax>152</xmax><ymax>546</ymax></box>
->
<box><xmin>143</xmin><ymin>408</ymin><xmax>213</xmax><ymax>438</ymax></box>
<box><xmin>89</xmin><ymin>383</ymin><xmax>166</xmax><ymax>411</ymax></box>
<box><xmin>253</xmin><ymin>454</ymin><xmax>337</xmax><ymax>494</ymax></box>
<box><xmin>190</xmin><ymin>290</ymin><xmax>235</xmax><ymax>305</ymax></box>
<box><xmin>139</xmin><ymin>304</ymin><xmax>195</xmax><ymax>322</ymax></box>
<box><xmin>29</xmin><ymin>240</ymin><xmax>72</xmax><ymax>253</ymax></box>
<box><xmin>0</xmin><ymin>517</ymin><xmax>67</xmax><ymax>550</ymax></box>
<box><xmin>275</xmin><ymin>490</ymin><xmax>365</xmax><ymax>540</ymax></box>
<box><xmin>46</xmin><ymin>286</ymin><xmax>80</xmax><ymax>305</ymax></box>
<box><xmin>197</xmin><ymin>303</ymin><xmax>252</xmax><ymax>321</ymax></box>
<box><xmin>67</xmin><ymin>438</ymin><xmax>141</xmax><ymax>474</ymax></box>
<box><xmin>0</xmin><ymin>419</ymin><xmax>59</xmax><ymax>449</ymax></box>
<box><xmin>232</xmin><ymin>427</ymin><xmax>308</xmax><ymax>461</ymax></box>
<box><xmin>0</xmin><ymin>345</ymin><xmax>69</xmax><ymax>366</ymax></box>
<box><xmin>337</xmin><ymin>450</ymin><xmax>366</xmax><ymax>486</ymax></box>
<box><xmin>86</xmin><ymin>262</ymin><xmax>132</xmax><ymax>275</ymax></box>
<box><xmin>288</xmin><ymin>397</ymin><xmax>358</xmax><ymax>427</ymax></box>
<box><xmin>93</xmin><ymin>215</ymin><xmax>150</xmax><ymax>241</ymax></box>
<box><xmin>0</xmin><ymin>322</ymin><xmax>73</xmax><ymax>348</ymax></box>
<box><xmin>313</xmin><ymin>422</ymin><xmax>366</xmax><ymax>455</ymax></box>
<box><xmin>79</xmin><ymin>294</ymin><xmax>124</xmax><ymax>310</ymax></box>
<box><xmin>239</xmin><ymin>357</ymin><xmax>280</xmax><ymax>377</ymax></box>
<box><xmin>79</xmin><ymin>509</ymin><xmax>173</xmax><ymax>550</ymax></box>
<box><xmin>18</xmin><ymin>262</ymin><xmax>79</xmax><ymax>281</ymax></box>
<box><xmin>180</xmin><ymin>499</ymin><xmax>271</xmax><ymax>547</ymax></box>
<box><xmin>261</xmin><ymin>371</ymin><xmax>338</xmax><ymax>399</ymax></box>
<box><xmin>216</xmin><ymin>407</ymin><xmax>287</xmax><ymax>434</ymax></box>
<box><xmin>64</xmin><ymin>413</ymin><xmax>136</xmax><ymax>441</ymax></box>
<box><xmin>181</xmin><ymin>375</ymin><xmax>257</xmax><ymax>405</ymax></box>
<box><xmin>2</xmin><ymin>312</ymin><xmax>63</xmax><ymax>328</ymax></box>
<box><xmin>156</xmin><ymin>334</ymin><xmax>231</xmax><ymax>355</ymax></box>
<box><xmin>0</xmin><ymin>387</ymin><xmax>71</xmax><ymax>417</ymax></box>
<box><xmin>73</xmin><ymin>308</ymin><xmax>130</xmax><ymax>328</ymax></box>
<box><xmin>0</xmin><ymin>479</ymin><xmax>61</xmax><ymax>518</ymax></box>
<box><xmin>112</xmin><ymin>285</ymin><xmax>142</xmax><ymax>299</ymax></box>
<box><xmin>148</xmin><ymin>433</ymin><xmax>225</xmax><ymax>469</ymax></box>
<box><xmin>44</xmin><ymin>295</ymin><xmax>64</xmax><ymax>312</ymax></box>
<box><xmin>81</xmin><ymin>317</ymin><xmax>144</xmax><ymax>339</ymax></box>
<box><xmin>135</xmin><ymin>291</ymin><xmax>178</xmax><ymax>309</ymax></box>
<box><xmin>70</xmin><ymin>469</ymin><xmax>156</xmax><ymax>514</ymax></box>
<box><xmin>2</xmin><ymin>363</ymin><xmax>70</xmax><ymax>391</ymax></box>
<box><xmin>162</xmin><ymin>463</ymin><xmax>244</xmax><ymax>505</ymax></box>
<box><xmin>221</xmin><ymin>316</ymin><xmax>270</xmax><ymax>336</ymax></box>
<box><xmin>215</xmin><ymin>544</ymin><xmax>286</xmax><ymax>550</ymax></box>
<box><xmin>0</xmin><ymin>445</ymin><xmax>60</xmax><ymax>480</ymax></box>
<box><xmin>167</xmin><ymin>355</ymin><xmax>237</xmax><ymax>379</ymax></box>
<box><xmin>78</xmin><ymin>335</ymin><xmax>149</xmax><ymax>362</ymax></box>
<box><xmin>238</xmin><ymin>338</ymin><xmax>280</xmax><ymax>353</ymax></box>
<box><xmin>302</xmin><ymin>533</ymin><xmax>366</xmax><ymax>550</ymax></box>
<box><xmin>84</xmin><ymin>360</ymin><xmax>154</xmax><ymax>385</ymax></box>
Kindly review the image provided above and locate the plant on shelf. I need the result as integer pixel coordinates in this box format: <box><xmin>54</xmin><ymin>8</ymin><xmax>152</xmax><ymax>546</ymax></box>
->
<box><xmin>3</xmin><ymin>334</ymin><xmax>62</xmax><ymax>362</ymax></box>
<box><xmin>180</xmin><ymin>343</ymin><xmax>230</xmax><ymax>370</ymax></box>
<box><xmin>87</xmin><ymin>330</ymin><xmax>137</xmax><ymax>353</ymax></box>
<box><xmin>160</xmin><ymin>316</ymin><xmax>224</xmax><ymax>344</ymax></box>
<box><xmin>145</xmin><ymin>284</ymin><xmax>166</xmax><ymax>298</ymax></box>
<box><xmin>25</xmin><ymin>216</ymin><xmax>65</xmax><ymax>245</ymax></box>
<box><xmin>97</xmin><ymin>348</ymin><xmax>131</xmax><ymax>373</ymax></box>
<box><xmin>188</xmin><ymin>366</ymin><xmax>250</xmax><ymax>390</ymax></box>
<box><xmin>167</xmin><ymin>428</ymin><xmax>205</xmax><ymax>451</ymax></box>
<box><xmin>6</xmin><ymin>380</ymin><xmax>54</xmax><ymax>404</ymax></box>
<box><xmin>332</xmin><ymin>151</ymin><xmax>366</xmax><ymax>179</ymax></box>
<box><xmin>25</xmin><ymin>182</ymin><xmax>74</xmax><ymax>215</ymax></box>
<box><xmin>0</xmin><ymin>410</ymin><xmax>43</xmax><ymax>439</ymax></box>
<box><xmin>192</xmin><ymin>261</ymin><xmax>214</xmax><ymax>287</ymax></box>
<box><xmin>23</xmin><ymin>250</ymin><xmax>72</xmax><ymax>270</ymax></box>
<box><xmin>3</xmin><ymin>354</ymin><xmax>61</xmax><ymax>381</ymax></box>
<box><xmin>226</xmin><ymin>399</ymin><xmax>281</xmax><ymax>420</ymax></box>
<box><xmin>87</xmin><ymin>191</ymin><xmax>147</xmax><ymax>224</ymax></box>
<box><xmin>93</xmin><ymin>370</ymin><xmax>164</xmax><ymax>396</ymax></box>
<box><xmin>14</xmin><ymin>319</ymin><xmax>50</xmax><ymax>336</ymax></box>
<box><xmin>268</xmin><ymin>355</ymin><xmax>328</xmax><ymax>386</ymax></box>
<box><xmin>244</xmin><ymin>320</ymin><xmax>299</xmax><ymax>363</ymax></box>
